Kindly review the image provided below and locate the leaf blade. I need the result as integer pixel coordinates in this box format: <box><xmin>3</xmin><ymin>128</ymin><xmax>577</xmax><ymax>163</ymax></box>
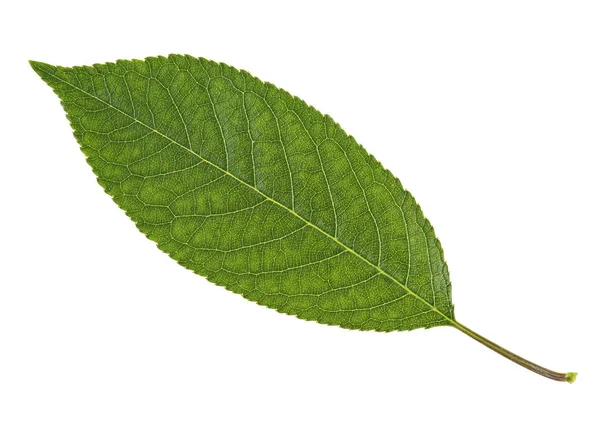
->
<box><xmin>31</xmin><ymin>55</ymin><xmax>454</xmax><ymax>332</ymax></box>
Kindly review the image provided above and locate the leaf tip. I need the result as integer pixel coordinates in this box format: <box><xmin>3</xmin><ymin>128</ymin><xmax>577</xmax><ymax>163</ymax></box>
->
<box><xmin>28</xmin><ymin>59</ymin><xmax>43</xmax><ymax>69</ymax></box>
<box><xmin>29</xmin><ymin>60</ymin><xmax>54</xmax><ymax>78</ymax></box>
<box><xmin>565</xmin><ymin>372</ymin><xmax>578</xmax><ymax>384</ymax></box>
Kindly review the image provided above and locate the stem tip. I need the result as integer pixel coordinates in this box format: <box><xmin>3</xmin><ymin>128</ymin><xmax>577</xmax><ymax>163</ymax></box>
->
<box><xmin>565</xmin><ymin>372</ymin><xmax>578</xmax><ymax>384</ymax></box>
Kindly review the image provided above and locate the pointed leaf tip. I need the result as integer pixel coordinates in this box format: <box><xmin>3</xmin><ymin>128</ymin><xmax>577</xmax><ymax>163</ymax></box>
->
<box><xmin>29</xmin><ymin>60</ymin><xmax>45</xmax><ymax>69</ymax></box>
<box><xmin>29</xmin><ymin>60</ymin><xmax>55</xmax><ymax>79</ymax></box>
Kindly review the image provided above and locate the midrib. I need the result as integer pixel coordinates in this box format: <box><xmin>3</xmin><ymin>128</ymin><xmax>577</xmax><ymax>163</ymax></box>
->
<box><xmin>49</xmin><ymin>69</ymin><xmax>455</xmax><ymax>326</ymax></box>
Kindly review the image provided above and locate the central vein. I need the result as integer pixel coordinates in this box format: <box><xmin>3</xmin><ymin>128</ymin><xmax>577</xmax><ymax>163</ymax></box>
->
<box><xmin>51</xmin><ymin>70</ymin><xmax>455</xmax><ymax>326</ymax></box>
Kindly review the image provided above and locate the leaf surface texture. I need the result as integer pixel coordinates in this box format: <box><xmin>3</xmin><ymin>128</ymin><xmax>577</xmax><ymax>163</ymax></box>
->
<box><xmin>32</xmin><ymin>55</ymin><xmax>454</xmax><ymax>332</ymax></box>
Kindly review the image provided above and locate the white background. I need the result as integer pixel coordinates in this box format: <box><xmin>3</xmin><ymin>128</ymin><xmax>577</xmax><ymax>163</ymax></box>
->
<box><xmin>1</xmin><ymin>1</ymin><xmax>599</xmax><ymax>434</ymax></box>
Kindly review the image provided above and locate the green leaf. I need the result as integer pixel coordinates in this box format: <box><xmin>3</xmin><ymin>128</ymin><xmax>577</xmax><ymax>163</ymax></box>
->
<box><xmin>30</xmin><ymin>55</ymin><xmax>575</xmax><ymax>382</ymax></box>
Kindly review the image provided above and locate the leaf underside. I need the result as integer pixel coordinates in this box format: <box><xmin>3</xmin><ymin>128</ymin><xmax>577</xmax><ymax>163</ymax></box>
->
<box><xmin>32</xmin><ymin>55</ymin><xmax>454</xmax><ymax>332</ymax></box>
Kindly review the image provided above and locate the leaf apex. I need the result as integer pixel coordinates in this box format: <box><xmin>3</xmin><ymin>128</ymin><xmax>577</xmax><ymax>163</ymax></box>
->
<box><xmin>29</xmin><ymin>60</ymin><xmax>55</xmax><ymax>78</ymax></box>
<box><xmin>29</xmin><ymin>59</ymin><xmax>47</xmax><ymax>68</ymax></box>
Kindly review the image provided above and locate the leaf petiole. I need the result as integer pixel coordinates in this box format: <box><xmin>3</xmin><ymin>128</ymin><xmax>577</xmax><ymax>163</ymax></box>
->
<box><xmin>453</xmin><ymin>322</ymin><xmax>577</xmax><ymax>383</ymax></box>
